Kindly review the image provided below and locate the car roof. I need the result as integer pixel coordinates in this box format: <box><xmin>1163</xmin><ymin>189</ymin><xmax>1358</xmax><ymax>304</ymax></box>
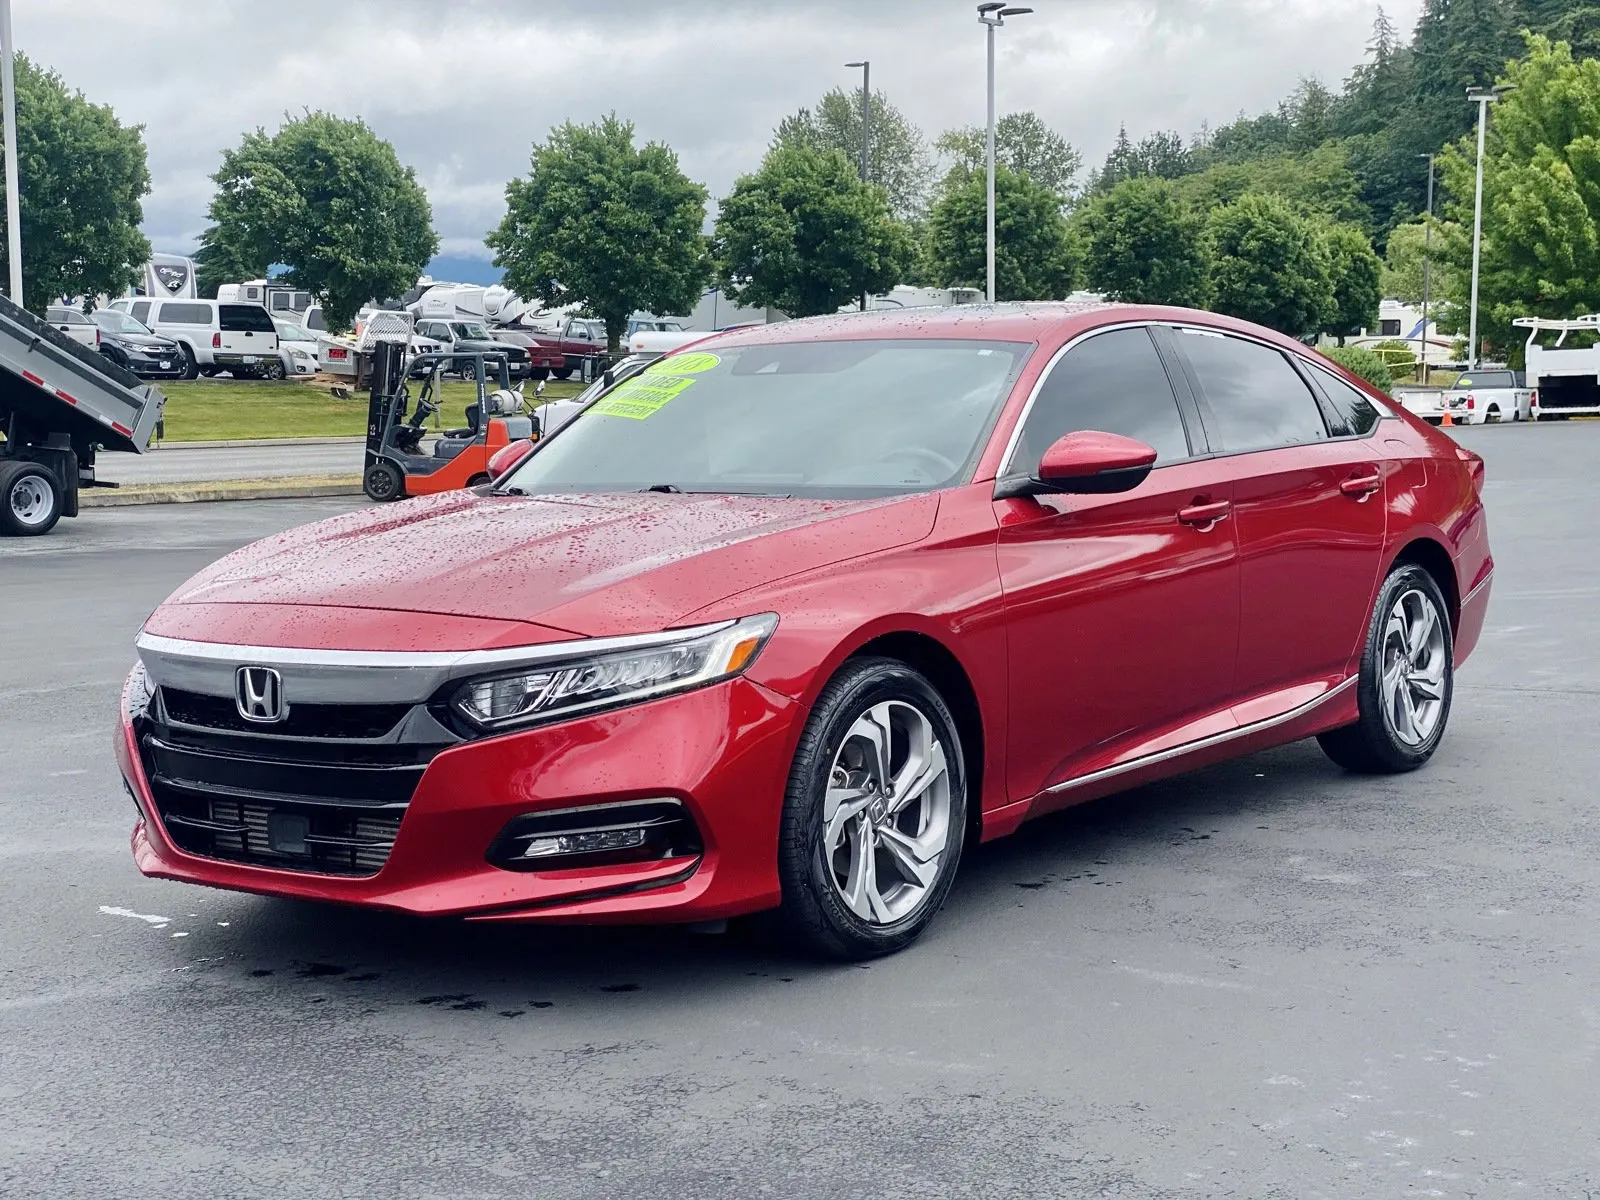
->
<box><xmin>691</xmin><ymin>301</ymin><xmax>1308</xmax><ymax>353</ymax></box>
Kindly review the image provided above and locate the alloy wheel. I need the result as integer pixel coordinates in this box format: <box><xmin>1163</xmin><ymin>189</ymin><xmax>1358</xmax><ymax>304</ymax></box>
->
<box><xmin>822</xmin><ymin>700</ymin><xmax>953</xmax><ymax>925</ymax></box>
<box><xmin>1379</xmin><ymin>588</ymin><xmax>1448</xmax><ymax>747</ymax></box>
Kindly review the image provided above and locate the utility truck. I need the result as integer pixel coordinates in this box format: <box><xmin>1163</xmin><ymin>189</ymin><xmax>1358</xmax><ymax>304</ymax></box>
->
<box><xmin>0</xmin><ymin>293</ymin><xmax>164</xmax><ymax>535</ymax></box>
<box><xmin>1515</xmin><ymin>315</ymin><xmax>1600</xmax><ymax>419</ymax></box>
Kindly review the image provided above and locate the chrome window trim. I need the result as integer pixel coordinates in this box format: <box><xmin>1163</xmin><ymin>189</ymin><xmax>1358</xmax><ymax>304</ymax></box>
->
<box><xmin>991</xmin><ymin>320</ymin><xmax>1204</xmax><ymax>481</ymax></box>
<box><xmin>1043</xmin><ymin>674</ymin><xmax>1358</xmax><ymax>797</ymax></box>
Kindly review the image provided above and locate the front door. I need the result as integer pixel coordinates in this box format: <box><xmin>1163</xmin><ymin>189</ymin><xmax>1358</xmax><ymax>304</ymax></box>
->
<box><xmin>1166</xmin><ymin>328</ymin><xmax>1388</xmax><ymax>708</ymax></box>
<box><xmin>996</xmin><ymin>325</ymin><xmax>1241</xmax><ymax>801</ymax></box>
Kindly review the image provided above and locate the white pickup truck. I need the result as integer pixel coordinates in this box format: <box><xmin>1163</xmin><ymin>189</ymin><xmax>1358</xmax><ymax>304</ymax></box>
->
<box><xmin>1395</xmin><ymin>368</ymin><xmax>1533</xmax><ymax>425</ymax></box>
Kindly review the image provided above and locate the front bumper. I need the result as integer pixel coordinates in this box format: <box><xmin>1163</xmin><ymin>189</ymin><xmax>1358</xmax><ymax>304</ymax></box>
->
<box><xmin>118</xmin><ymin>678</ymin><xmax>800</xmax><ymax>923</ymax></box>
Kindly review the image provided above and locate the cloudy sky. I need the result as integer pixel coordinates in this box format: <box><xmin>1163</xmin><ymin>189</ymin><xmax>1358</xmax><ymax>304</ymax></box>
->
<box><xmin>19</xmin><ymin>0</ymin><xmax>1421</xmax><ymax>283</ymax></box>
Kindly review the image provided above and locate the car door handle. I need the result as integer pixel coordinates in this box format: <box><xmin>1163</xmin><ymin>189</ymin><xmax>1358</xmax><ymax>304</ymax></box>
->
<box><xmin>1177</xmin><ymin>499</ymin><xmax>1231</xmax><ymax>528</ymax></box>
<box><xmin>1340</xmin><ymin>472</ymin><xmax>1382</xmax><ymax>499</ymax></box>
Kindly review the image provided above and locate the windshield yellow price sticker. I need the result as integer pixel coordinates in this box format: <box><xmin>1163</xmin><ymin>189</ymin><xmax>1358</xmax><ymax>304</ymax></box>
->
<box><xmin>648</xmin><ymin>351</ymin><xmax>720</xmax><ymax>375</ymax></box>
<box><xmin>592</xmin><ymin>374</ymin><xmax>696</xmax><ymax>420</ymax></box>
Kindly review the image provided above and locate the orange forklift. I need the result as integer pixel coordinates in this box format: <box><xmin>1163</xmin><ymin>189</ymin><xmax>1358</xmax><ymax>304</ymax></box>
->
<box><xmin>361</xmin><ymin>340</ymin><xmax>539</xmax><ymax>502</ymax></box>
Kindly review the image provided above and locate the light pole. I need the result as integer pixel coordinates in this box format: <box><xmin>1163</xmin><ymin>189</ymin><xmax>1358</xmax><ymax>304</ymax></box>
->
<box><xmin>1466</xmin><ymin>84</ymin><xmax>1513</xmax><ymax>370</ymax></box>
<box><xmin>1418</xmin><ymin>152</ymin><xmax>1434</xmax><ymax>385</ymax></box>
<box><xmin>977</xmin><ymin>3</ymin><xmax>1032</xmax><ymax>304</ymax></box>
<box><xmin>845</xmin><ymin>60</ymin><xmax>870</xmax><ymax>312</ymax></box>
<box><xmin>0</xmin><ymin>0</ymin><xmax>21</xmax><ymax>308</ymax></box>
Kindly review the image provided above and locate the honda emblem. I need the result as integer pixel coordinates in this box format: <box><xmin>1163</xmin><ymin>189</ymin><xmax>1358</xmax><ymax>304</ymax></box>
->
<box><xmin>235</xmin><ymin>666</ymin><xmax>286</xmax><ymax>724</ymax></box>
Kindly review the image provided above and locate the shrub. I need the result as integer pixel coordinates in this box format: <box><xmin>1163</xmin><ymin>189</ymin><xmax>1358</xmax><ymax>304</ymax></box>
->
<box><xmin>1321</xmin><ymin>344</ymin><xmax>1393</xmax><ymax>394</ymax></box>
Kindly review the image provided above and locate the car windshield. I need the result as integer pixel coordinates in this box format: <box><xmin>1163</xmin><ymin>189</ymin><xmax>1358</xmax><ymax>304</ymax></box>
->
<box><xmin>452</xmin><ymin>322</ymin><xmax>490</xmax><ymax>339</ymax></box>
<box><xmin>502</xmin><ymin>338</ymin><xmax>1030</xmax><ymax>498</ymax></box>
<box><xmin>274</xmin><ymin>321</ymin><xmax>312</xmax><ymax>341</ymax></box>
<box><xmin>92</xmin><ymin>311</ymin><xmax>152</xmax><ymax>335</ymax></box>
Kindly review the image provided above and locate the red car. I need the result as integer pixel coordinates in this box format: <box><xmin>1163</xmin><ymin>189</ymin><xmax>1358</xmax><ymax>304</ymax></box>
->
<box><xmin>118</xmin><ymin>304</ymin><xmax>1493</xmax><ymax>959</ymax></box>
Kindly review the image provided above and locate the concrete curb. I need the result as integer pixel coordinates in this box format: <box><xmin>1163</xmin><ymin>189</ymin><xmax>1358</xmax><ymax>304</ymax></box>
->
<box><xmin>151</xmin><ymin>435</ymin><xmax>366</xmax><ymax>449</ymax></box>
<box><xmin>82</xmin><ymin>476</ymin><xmax>364</xmax><ymax>507</ymax></box>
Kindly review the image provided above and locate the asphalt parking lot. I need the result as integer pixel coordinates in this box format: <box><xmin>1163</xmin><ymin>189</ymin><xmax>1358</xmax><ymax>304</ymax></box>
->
<box><xmin>2</xmin><ymin>423</ymin><xmax>1597</xmax><ymax>1199</ymax></box>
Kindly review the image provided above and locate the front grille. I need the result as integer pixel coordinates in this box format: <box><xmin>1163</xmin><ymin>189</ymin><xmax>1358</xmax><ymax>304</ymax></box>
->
<box><xmin>138</xmin><ymin>688</ymin><xmax>457</xmax><ymax>877</ymax></box>
<box><xmin>162</xmin><ymin>687</ymin><xmax>409</xmax><ymax>739</ymax></box>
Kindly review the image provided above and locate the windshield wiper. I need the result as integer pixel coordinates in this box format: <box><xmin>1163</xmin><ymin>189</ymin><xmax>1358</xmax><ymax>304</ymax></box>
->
<box><xmin>641</xmin><ymin>483</ymin><xmax>682</xmax><ymax>493</ymax></box>
<box><xmin>499</xmin><ymin>486</ymin><xmax>530</xmax><ymax>496</ymax></box>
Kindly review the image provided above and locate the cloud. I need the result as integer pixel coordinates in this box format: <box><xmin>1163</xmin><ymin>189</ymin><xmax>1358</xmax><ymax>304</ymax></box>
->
<box><xmin>15</xmin><ymin>0</ymin><xmax>1422</xmax><ymax>260</ymax></box>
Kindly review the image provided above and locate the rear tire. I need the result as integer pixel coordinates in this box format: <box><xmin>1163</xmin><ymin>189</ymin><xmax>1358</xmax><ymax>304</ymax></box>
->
<box><xmin>0</xmin><ymin>461</ymin><xmax>63</xmax><ymax>536</ymax></box>
<box><xmin>1318</xmin><ymin>563</ymin><xmax>1453</xmax><ymax>774</ymax></box>
<box><xmin>551</xmin><ymin>367</ymin><xmax>573</xmax><ymax>381</ymax></box>
<box><xmin>774</xmin><ymin>657</ymin><xmax>967</xmax><ymax>961</ymax></box>
<box><xmin>363</xmin><ymin>460</ymin><xmax>404</xmax><ymax>503</ymax></box>
<box><xmin>530</xmin><ymin>367</ymin><xmax>550</xmax><ymax>381</ymax></box>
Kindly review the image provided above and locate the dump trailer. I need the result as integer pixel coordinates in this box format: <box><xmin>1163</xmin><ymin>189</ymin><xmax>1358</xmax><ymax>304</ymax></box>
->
<box><xmin>0</xmin><ymin>292</ymin><xmax>165</xmax><ymax>535</ymax></box>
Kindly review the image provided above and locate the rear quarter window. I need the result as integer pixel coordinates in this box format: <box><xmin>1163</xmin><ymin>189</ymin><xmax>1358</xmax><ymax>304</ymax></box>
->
<box><xmin>158</xmin><ymin>302</ymin><xmax>214</xmax><ymax>325</ymax></box>
<box><xmin>1309</xmin><ymin>364</ymin><xmax>1383</xmax><ymax>437</ymax></box>
<box><xmin>220</xmin><ymin>304</ymin><xmax>276</xmax><ymax>333</ymax></box>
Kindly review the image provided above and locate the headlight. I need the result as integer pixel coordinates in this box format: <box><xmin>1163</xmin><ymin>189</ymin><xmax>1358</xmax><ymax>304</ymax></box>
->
<box><xmin>452</xmin><ymin>613</ymin><xmax>779</xmax><ymax>731</ymax></box>
<box><xmin>289</xmin><ymin>347</ymin><xmax>313</xmax><ymax>361</ymax></box>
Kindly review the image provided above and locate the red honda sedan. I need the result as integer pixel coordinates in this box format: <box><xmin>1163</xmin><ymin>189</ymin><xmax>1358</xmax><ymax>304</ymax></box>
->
<box><xmin>118</xmin><ymin>304</ymin><xmax>1493</xmax><ymax>959</ymax></box>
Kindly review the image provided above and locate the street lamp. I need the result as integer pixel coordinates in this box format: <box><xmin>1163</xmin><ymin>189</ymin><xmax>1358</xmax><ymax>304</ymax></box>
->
<box><xmin>978</xmin><ymin>3</ymin><xmax>1032</xmax><ymax>303</ymax></box>
<box><xmin>1466</xmin><ymin>83</ymin><xmax>1514</xmax><ymax>370</ymax></box>
<box><xmin>845</xmin><ymin>60</ymin><xmax>870</xmax><ymax>312</ymax></box>
<box><xmin>1418</xmin><ymin>152</ymin><xmax>1434</xmax><ymax>385</ymax></box>
<box><xmin>0</xmin><ymin>0</ymin><xmax>21</xmax><ymax>307</ymax></box>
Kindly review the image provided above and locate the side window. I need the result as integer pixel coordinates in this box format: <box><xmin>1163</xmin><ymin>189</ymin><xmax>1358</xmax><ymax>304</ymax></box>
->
<box><xmin>1005</xmin><ymin>326</ymin><xmax>1191</xmax><ymax>474</ymax></box>
<box><xmin>131</xmin><ymin>301</ymin><xmax>151</xmax><ymax>323</ymax></box>
<box><xmin>158</xmin><ymin>302</ymin><xmax>213</xmax><ymax>325</ymax></box>
<box><xmin>1176</xmin><ymin>330</ymin><xmax>1328</xmax><ymax>453</ymax></box>
<box><xmin>305</xmin><ymin>309</ymin><xmax>325</xmax><ymax>331</ymax></box>
<box><xmin>1309</xmin><ymin>364</ymin><xmax>1382</xmax><ymax>437</ymax></box>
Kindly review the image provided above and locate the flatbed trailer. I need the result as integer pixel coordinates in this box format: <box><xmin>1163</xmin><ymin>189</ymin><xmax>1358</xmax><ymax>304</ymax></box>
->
<box><xmin>0</xmin><ymin>292</ymin><xmax>165</xmax><ymax>535</ymax></box>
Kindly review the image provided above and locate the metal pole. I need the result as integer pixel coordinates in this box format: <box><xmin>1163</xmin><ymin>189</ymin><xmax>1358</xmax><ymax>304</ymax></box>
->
<box><xmin>861</xmin><ymin>62</ymin><xmax>870</xmax><ymax>312</ymax></box>
<box><xmin>1420</xmin><ymin>154</ymin><xmax>1434</xmax><ymax>386</ymax></box>
<box><xmin>986</xmin><ymin>22</ymin><xmax>996</xmax><ymax>303</ymax></box>
<box><xmin>0</xmin><ymin>0</ymin><xmax>21</xmax><ymax>309</ymax></box>
<box><xmin>1468</xmin><ymin>96</ymin><xmax>1489</xmax><ymax>371</ymax></box>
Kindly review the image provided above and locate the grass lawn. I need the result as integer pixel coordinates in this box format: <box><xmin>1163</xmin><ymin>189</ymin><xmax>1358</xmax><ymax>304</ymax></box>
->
<box><xmin>154</xmin><ymin>378</ymin><xmax>586</xmax><ymax>442</ymax></box>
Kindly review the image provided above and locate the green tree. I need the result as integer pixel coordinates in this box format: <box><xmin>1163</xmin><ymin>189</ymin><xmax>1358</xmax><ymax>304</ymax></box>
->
<box><xmin>1322</xmin><ymin>344</ymin><xmax>1396</xmax><ymax>392</ymax></box>
<box><xmin>1091</xmin><ymin>126</ymin><xmax>1193</xmax><ymax>194</ymax></box>
<box><xmin>926</xmin><ymin>165</ymin><xmax>1079</xmax><ymax>300</ymax></box>
<box><xmin>200</xmin><ymin>111</ymin><xmax>437</xmax><ymax>330</ymax></box>
<box><xmin>0</xmin><ymin>55</ymin><xmax>150</xmax><ymax>313</ymax></box>
<box><xmin>1320</xmin><ymin>224</ymin><xmax>1384</xmax><ymax>341</ymax></box>
<box><xmin>935</xmin><ymin>112</ymin><xmax>1082</xmax><ymax>201</ymax></box>
<box><xmin>713</xmin><ymin>144</ymin><xmax>910</xmax><ymax>318</ymax></box>
<box><xmin>1171</xmin><ymin>140</ymin><xmax>1371</xmax><ymax>228</ymax></box>
<box><xmin>774</xmin><ymin>88</ymin><xmax>934</xmax><ymax>219</ymax></box>
<box><xmin>1208</xmin><ymin>193</ymin><xmax>1335</xmax><ymax>335</ymax></box>
<box><xmin>1435</xmin><ymin>36</ymin><xmax>1600</xmax><ymax>358</ymax></box>
<box><xmin>1079</xmin><ymin>177</ymin><xmax>1210</xmax><ymax>306</ymax></box>
<box><xmin>1380</xmin><ymin>218</ymin><xmax>1463</xmax><ymax>305</ymax></box>
<box><xmin>490</xmin><ymin>114</ymin><xmax>710</xmax><ymax>351</ymax></box>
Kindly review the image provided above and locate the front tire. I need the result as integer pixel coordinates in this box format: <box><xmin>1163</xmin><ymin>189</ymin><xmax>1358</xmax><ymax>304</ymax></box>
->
<box><xmin>1318</xmin><ymin>563</ymin><xmax>1453</xmax><ymax>774</ymax></box>
<box><xmin>178</xmin><ymin>345</ymin><xmax>199</xmax><ymax>380</ymax></box>
<box><xmin>363</xmin><ymin>460</ymin><xmax>404</xmax><ymax>502</ymax></box>
<box><xmin>775</xmin><ymin>658</ymin><xmax>967</xmax><ymax>960</ymax></box>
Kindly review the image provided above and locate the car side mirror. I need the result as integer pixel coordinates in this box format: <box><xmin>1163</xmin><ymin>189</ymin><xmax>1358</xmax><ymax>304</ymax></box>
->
<box><xmin>1001</xmin><ymin>430</ymin><xmax>1158</xmax><ymax>498</ymax></box>
<box><xmin>487</xmin><ymin>438</ymin><xmax>534</xmax><ymax>479</ymax></box>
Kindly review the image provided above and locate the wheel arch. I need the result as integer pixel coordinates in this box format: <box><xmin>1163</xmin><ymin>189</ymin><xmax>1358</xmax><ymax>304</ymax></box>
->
<box><xmin>1390</xmin><ymin>536</ymin><xmax>1460</xmax><ymax>632</ymax></box>
<box><xmin>848</xmin><ymin>629</ymin><xmax>987</xmax><ymax>843</ymax></box>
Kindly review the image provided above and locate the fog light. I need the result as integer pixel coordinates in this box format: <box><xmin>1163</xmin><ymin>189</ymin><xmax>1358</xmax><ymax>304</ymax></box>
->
<box><xmin>520</xmin><ymin>828</ymin><xmax>648</xmax><ymax>859</ymax></box>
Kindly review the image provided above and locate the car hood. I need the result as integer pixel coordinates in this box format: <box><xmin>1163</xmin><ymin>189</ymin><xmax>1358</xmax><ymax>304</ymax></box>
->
<box><xmin>112</xmin><ymin>332</ymin><xmax>176</xmax><ymax>348</ymax></box>
<box><xmin>457</xmin><ymin>337</ymin><xmax>525</xmax><ymax>355</ymax></box>
<box><xmin>154</xmin><ymin>489</ymin><xmax>939</xmax><ymax>638</ymax></box>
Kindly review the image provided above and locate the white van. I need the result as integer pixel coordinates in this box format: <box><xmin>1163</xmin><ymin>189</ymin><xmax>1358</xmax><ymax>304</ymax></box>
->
<box><xmin>107</xmin><ymin>297</ymin><xmax>280</xmax><ymax>379</ymax></box>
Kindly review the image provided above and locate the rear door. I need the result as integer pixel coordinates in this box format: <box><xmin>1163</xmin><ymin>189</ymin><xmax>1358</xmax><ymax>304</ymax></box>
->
<box><xmin>219</xmin><ymin>304</ymin><xmax>278</xmax><ymax>358</ymax></box>
<box><xmin>1164</xmin><ymin>327</ymin><xmax>1388</xmax><ymax>710</ymax></box>
<box><xmin>995</xmin><ymin>324</ymin><xmax>1241</xmax><ymax>799</ymax></box>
